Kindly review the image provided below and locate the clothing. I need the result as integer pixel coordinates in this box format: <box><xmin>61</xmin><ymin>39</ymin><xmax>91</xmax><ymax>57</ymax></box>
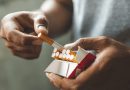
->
<box><xmin>72</xmin><ymin>0</ymin><xmax>130</xmax><ymax>47</ymax></box>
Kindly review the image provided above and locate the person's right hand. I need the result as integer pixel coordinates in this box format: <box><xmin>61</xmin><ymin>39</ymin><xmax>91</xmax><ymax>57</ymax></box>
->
<box><xmin>0</xmin><ymin>11</ymin><xmax>49</xmax><ymax>59</ymax></box>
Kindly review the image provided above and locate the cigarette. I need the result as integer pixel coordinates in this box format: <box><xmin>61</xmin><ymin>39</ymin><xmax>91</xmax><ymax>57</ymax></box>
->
<box><xmin>59</xmin><ymin>53</ymin><xmax>63</xmax><ymax>59</ymax></box>
<box><xmin>51</xmin><ymin>53</ymin><xmax>55</xmax><ymax>58</ymax></box>
<box><xmin>66</xmin><ymin>54</ymin><xmax>70</xmax><ymax>61</ymax></box>
<box><xmin>59</xmin><ymin>53</ymin><xmax>65</xmax><ymax>60</ymax></box>
<box><xmin>56</xmin><ymin>52</ymin><xmax>60</xmax><ymax>58</ymax></box>
<box><xmin>66</xmin><ymin>50</ymin><xmax>76</xmax><ymax>56</ymax></box>
<box><xmin>63</xmin><ymin>54</ymin><xmax>67</xmax><ymax>61</ymax></box>
<box><xmin>69</xmin><ymin>55</ymin><xmax>79</xmax><ymax>63</ymax></box>
<box><xmin>62</xmin><ymin>49</ymin><xmax>66</xmax><ymax>54</ymax></box>
<box><xmin>51</xmin><ymin>52</ymin><xmax>59</xmax><ymax>60</ymax></box>
<box><xmin>53</xmin><ymin>48</ymin><xmax>58</xmax><ymax>53</ymax></box>
<box><xmin>70</xmin><ymin>55</ymin><xmax>74</xmax><ymax>61</ymax></box>
<box><xmin>38</xmin><ymin>33</ymin><xmax>64</xmax><ymax>52</ymax></box>
<box><xmin>38</xmin><ymin>33</ymin><xmax>79</xmax><ymax>63</ymax></box>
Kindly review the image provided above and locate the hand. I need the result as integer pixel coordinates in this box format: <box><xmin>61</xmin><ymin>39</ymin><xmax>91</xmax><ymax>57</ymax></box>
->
<box><xmin>46</xmin><ymin>36</ymin><xmax>130</xmax><ymax>90</ymax></box>
<box><xmin>0</xmin><ymin>11</ymin><xmax>48</xmax><ymax>59</ymax></box>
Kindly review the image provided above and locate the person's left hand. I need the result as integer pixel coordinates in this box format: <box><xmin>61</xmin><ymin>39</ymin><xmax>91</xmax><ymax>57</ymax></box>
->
<box><xmin>46</xmin><ymin>36</ymin><xmax>130</xmax><ymax>90</ymax></box>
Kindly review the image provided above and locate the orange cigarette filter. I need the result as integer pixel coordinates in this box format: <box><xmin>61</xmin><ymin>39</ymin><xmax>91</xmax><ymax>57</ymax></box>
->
<box><xmin>66</xmin><ymin>54</ymin><xmax>71</xmax><ymax>61</ymax></box>
<box><xmin>52</xmin><ymin>48</ymin><xmax>61</xmax><ymax>60</ymax></box>
<box><xmin>63</xmin><ymin>54</ymin><xmax>67</xmax><ymax>61</ymax></box>
<box><xmin>59</xmin><ymin>53</ymin><xmax>64</xmax><ymax>60</ymax></box>
<box><xmin>69</xmin><ymin>55</ymin><xmax>74</xmax><ymax>62</ymax></box>
<box><xmin>69</xmin><ymin>55</ymin><xmax>79</xmax><ymax>63</ymax></box>
<box><xmin>51</xmin><ymin>53</ymin><xmax>59</xmax><ymax>60</ymax></box>
<box><xmin>53</xmin><ymin>48</ymin><xmax>61</xmax><ymax>53</ymax></box>
<box><xmin>55</xmin><ymin>52</ymin><xmax>61</xmax><ymax>59</ymax></box>
<box><xmin>66</xmin><ymin>50</ymin><xmax>76</xmax><ymax>56</ymax></box>
<box><xmin>62</xmin><ymin>49</ymin><xmax>77</xmax><ymax>61</ymax></box>
<box><xmin>62</xmin><ymin>49</ymin><xmax>66</xmax><ymax>54</ymax></box>
<box><xmin>52</xmin><ymin>48</ymin><xmax>65</xmax><ymax>61</ymax></box>
<box><xmin>38</xmin><ymin>33</ymin><xmax>54</xmax><ymax>45</ymax></box>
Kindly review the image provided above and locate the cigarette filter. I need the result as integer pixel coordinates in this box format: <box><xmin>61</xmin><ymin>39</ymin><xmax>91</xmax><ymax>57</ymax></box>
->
<box><xmin>53</xmin><ymin>48</ymin><xmax>59</xmax><ymax>53</ymax></box>
<box><xmin>38</xmin><ymin>33</ymin><xmax>64</xmax><ymax>52</ymax></box>
<box><xmin>51</xmin><ymin>52</ymin><xmax>59</xmax><ymax>60</ymax></box>
<box><xmin>63</xmin><ymin>54</ymin><xmax>67</xmax><ymax>61</ymax></box>
<box><xmin>52</xmin><ymin>48</ymin><xmax>64</xmax><ymax>60</ymax></box>
<box><xmin>66</xmin><ymin>50</ymin><xmax>76</xmax><ymax>56</ymax></box>
<box><xmin>62</xmin><ymin>49</ymin><xmax>78</xmax><ymax>62</ymax></box>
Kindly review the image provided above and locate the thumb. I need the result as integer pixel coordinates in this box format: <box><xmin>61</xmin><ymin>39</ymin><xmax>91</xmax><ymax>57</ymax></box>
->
<box><xmin>64</xmin><ymin>36</ymin><xmax>110</xmax><ymax>51</ymax></box>
<box><xmin>34</xmin><ymin>15</ymin><xmax>49</xmax><ymax>35</ymax></box>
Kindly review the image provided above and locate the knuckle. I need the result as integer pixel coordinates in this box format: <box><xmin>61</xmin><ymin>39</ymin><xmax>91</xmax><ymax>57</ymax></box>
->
<box><xmin>5</xmin><ymin>42</ymin><xmax>12</xmax><ymax>48</ymax></box>
<box><xmin>6</xmin><ymin>30</ymin><xmax>13</xmax><ymax>42</ymax></box>
<box><xmin>77</xmin><ymin>38</ymin><xmax>86</xmax><ymax>45</ymax></box>
<box><xmin>1</xmin><ymin>15</ymin><xmax>9</xmax><ymax>24</ymax></box>
<box><xmin>2</xmin><ymin>13</ymin><xmax>13</xmax><ymax>23</ymax></box>
<box><xmin>21</xmin><ymin>36</ymin><xmax>28</xmax><ymax>46</ymax></box>
<box><xmin>35</xmin><ymin>14</ymin><xmax>45</xmax><ymax>21</ymax></box>
<box><xmin>98</xmin><ymin>36</ymin><xmax>110</xmax><ymax>45</ymax></box>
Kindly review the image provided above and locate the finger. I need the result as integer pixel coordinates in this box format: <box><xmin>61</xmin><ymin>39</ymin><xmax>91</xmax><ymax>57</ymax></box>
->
<box><xmin>3</xmin><ymin>21</ymin><xmax>43</xmax><ymax>46</ymax></box>
<box><xmin>64</xmin><ymin>43</ymin><xmax>74</xmax><ymax>49</ymax></box>
<box><xmin>10</xmin><ymin>49</ymin><xmax>40</xmax><ymax>59</ymax></box>
<box><xmin>46</xmin><ymin>73</ymin><xmax>75</xmax><ymax>90</ymax></box>
<box><xmin>33</xmin><ymin>14</ymin><xmax>48</xmax><ymax>35</ymax></box>
<box><xmin>64</xmin><ymin>36</ymin><xmax>110</xmax><ymax>51</ymax></box>
<box><xmin>46</xmin><ymin>73</ymin><xmax>62</xmax><ymax>89</ymax></box>
<box><xmin>5</xmin><ymin>39</ymin><xmax>42</xmax><ymax>54</ymax></box>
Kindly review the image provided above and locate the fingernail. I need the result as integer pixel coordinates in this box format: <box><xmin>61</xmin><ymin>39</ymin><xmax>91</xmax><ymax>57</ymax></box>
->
<box><xmin>32</xmin><ymin>39</ymin><xmax>43</xmax><ymax>45</ymax></box>
<box><xmin>64</xmin><ymin>43</ymin><xmax>74</xmax><ymax>49</ymax></box>
<box><xmin>29</xmin><ymin>32</ymin><xmax>37</xmax><ymax>35</ymax></box>
<box><xmin>39</xmin><ymin>26</ymin><xmax>47</xmax><ymax>31</ymax></box>
<box><xmin>46</xmin><ymin>73</ymin><xmax>49</xmax><ymax>77</ymax></box>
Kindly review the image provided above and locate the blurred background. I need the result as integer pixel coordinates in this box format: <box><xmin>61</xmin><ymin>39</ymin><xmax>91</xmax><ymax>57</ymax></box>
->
<box><xmin>0</xmin><ymin>0</ymin><xmax>71</xmax><ymax>90</ymax></box>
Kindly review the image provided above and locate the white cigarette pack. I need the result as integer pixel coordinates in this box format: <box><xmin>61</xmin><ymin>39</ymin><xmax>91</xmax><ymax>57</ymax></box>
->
<box><xmin>45</xmin><ymin>47</ymin><xmax>96</xmax><ymax>79</ymax></box>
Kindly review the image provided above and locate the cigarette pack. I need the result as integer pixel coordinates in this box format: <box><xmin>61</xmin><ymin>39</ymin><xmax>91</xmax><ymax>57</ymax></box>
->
<box><xmin>45</xmin><ymin>46</ymin><xmax>96</xmax><ymax>79</ymax></box>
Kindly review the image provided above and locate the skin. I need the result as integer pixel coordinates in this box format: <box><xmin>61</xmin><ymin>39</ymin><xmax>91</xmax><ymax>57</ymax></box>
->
<box><xmin>46</xmin><ymin>36</ymin><xmax>130</xmax><ymax>90</ymax></box>
<box><xmin>1</xmin><ymin>0</ymin><xmax>130</xmax><ymax>90</ymax></box>
<box><xmin>0</xmin><ymin>0</ymin><xmax>73</xmax><ymax>59</ymax></box>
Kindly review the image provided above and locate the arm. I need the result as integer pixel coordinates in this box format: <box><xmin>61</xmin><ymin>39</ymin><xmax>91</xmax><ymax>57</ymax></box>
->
<box><xmin>40</xmin><ymin>0</ymin><xmax>73</xmax><ymax>38</ymax></box>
